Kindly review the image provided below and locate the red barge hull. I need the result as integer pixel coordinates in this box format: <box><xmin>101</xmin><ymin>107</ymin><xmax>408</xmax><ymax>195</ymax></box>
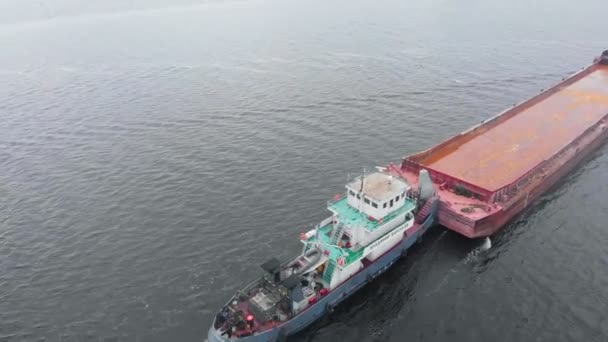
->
<box><xmin>389</xmin><ymin>52</ymin><xmax>608</xmax><ymax>238</ymax></box>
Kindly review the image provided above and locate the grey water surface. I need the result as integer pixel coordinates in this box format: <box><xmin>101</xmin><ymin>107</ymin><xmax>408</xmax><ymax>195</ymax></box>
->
<box><xmin>1</xmin><ymin>0</ymin><xmax>607</xmax><ymax>341</ymax></box>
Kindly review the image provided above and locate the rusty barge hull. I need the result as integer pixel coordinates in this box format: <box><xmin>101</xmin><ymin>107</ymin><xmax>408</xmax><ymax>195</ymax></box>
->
<box><xmin>393</xmin><ymin>53</ymin><xmax>608</xmax><ymax>238</ymax></box>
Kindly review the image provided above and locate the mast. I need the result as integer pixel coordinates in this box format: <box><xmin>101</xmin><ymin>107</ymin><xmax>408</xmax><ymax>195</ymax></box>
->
<box><xmin>358</xmin><ymin>168</ymin><xmax>365</xmax><ymax>212</ymax></box>
<box><xmin>359</xmin><ymin>168</ymin><xmax>365</xmax><ymax>192</ymax></box>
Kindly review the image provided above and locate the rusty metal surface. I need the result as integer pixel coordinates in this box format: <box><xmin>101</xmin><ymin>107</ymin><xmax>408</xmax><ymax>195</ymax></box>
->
<box><xmin>417</xmin><ymin>65</ymin><xmax>608</xmax><ymax>191</ymax></box>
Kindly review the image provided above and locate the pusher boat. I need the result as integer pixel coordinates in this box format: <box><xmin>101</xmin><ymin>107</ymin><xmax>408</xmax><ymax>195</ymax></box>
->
<box><xmin>208</xmin><ymin>169</ymin><xmax>438</xmax><ymax>342</ymax></box>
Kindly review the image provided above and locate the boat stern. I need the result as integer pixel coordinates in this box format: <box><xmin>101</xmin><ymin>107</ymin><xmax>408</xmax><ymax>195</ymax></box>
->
<box><xmin>207</xmin><ymin>325</ymin><xmax>280</xmax><ymax>342</ymax></box>
<box><xmin>207</xmin><ymin>325</ymin><xmax>228</xmax><ymax>342</ymax></box>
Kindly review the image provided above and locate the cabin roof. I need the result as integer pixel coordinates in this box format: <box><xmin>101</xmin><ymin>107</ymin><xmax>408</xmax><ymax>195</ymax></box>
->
<box><xmin>346</xmin><ymin>172</ymin><xmax>409</xmax><ymax>202</ymax></box>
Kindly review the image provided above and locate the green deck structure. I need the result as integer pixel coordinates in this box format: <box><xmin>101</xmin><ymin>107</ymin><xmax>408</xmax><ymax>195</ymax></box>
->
<box><xmin>328</xmin><ymin>197</ymin><xmax>415</xmax><ymax>231</ymax></box>
<box><xmin>304</xmin><ymin>195</ymin><xmax>415</xmax><ymax>270</ymax></box>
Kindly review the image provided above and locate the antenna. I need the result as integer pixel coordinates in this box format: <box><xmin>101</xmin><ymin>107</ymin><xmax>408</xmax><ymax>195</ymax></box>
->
<box><xmin>359</xmin><ymin>168</ymin><xmax>365</xmax><ymax>193</ymax></box>
<box><xmin>357</xmin><ymin>168</ymin><xmax>366</xmax><ymax>213</ymax></box>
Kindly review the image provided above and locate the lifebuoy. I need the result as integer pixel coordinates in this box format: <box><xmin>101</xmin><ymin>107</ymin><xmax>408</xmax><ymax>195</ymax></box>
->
<box><xmin>336</xmin><ymin>257</ymin><xmax>345</xmax><ymax>266</ymax></box>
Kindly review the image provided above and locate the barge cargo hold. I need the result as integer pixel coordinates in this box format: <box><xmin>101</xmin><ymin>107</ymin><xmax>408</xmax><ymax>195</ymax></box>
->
<box><xmin>390</xmin><ymin>50</ymin><xmax>608</xmax><ymax>238</ymax></box>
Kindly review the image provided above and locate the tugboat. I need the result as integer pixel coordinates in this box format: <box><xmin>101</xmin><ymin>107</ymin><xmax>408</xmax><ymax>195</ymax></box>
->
<box><xmin>208</xmin><ymin>169</ymin><xmax>438</xmax><ymax>342</ymax></box>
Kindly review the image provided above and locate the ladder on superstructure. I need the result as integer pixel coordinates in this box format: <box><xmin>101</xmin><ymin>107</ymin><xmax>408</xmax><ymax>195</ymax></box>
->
<box><xmin>330</xmin><ymin>223</ymin><xmax>344</xmax><ymax>245</ymax></box>
<box><xmin>323</xmin><ymin>259</ymin><xmax>336</xmax><ymax>284</ymax></box>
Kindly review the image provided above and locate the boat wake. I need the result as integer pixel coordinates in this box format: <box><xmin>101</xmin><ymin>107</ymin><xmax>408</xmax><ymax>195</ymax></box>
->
<box><xmin>464</xmin><ymin>237</ymin><xmax>492</xmax><ymax>264</ymax></box>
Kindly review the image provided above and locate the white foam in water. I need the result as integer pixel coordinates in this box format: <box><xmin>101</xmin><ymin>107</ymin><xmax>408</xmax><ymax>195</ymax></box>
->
<box><xmin>480</xmin><ymin>237</ymin><xmax>492</xmax><ymax>251</ymax></box>
<box><xmin>465</xmin><ymin>237</ymin><xmax>492</xmax><ymax>264</ymax></box>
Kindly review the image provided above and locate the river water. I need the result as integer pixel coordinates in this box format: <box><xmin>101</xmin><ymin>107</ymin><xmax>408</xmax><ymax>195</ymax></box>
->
<box><xmin>1</xmin><ymin>0</ymin><xmax>607</xmax><ymax>341</ymax></box>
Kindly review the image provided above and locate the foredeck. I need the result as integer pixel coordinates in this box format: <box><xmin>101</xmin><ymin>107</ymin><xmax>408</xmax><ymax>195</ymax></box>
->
<box><xmin>413</xmin><ymin>64</ymin><xmax>608</xmax><ymax>191</ymax></box>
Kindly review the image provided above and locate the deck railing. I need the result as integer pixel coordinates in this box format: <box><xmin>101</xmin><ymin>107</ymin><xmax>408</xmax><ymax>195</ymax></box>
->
<box><xmin>327</xmin><ymin>192</ymin><xmax>346</xmax><ymax>207</ymax></box>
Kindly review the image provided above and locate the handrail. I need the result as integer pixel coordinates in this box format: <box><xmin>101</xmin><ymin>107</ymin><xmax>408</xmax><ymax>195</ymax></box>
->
<box><xmin>327</xmin><ymin>192</ymin><xmax>346</xmax><ymax>206</ymax></box>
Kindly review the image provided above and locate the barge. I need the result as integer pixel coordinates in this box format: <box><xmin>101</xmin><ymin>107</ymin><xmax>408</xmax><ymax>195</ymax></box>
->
<box><xmin>394</xmin><ymin>50</ymin><xmax>608</xmax><ymax>238</ymax></box>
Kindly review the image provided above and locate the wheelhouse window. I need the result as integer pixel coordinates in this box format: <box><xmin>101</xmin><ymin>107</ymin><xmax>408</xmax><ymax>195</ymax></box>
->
<box><xmin>383</xmin><ymin>202</ymin><xmax>387</xmax><ymax>208</ymax></box>
<box><xmin>372</xmin><ymin>202</ymin><xmax>378</xmax><ymax>208</ymax></box>
<box><xmin>349</xmin><ymin>190</ymin><xmax>355</xmax><ymax>196</ymax></box>
<box><xmin>390</xmin><ymin>199</ymin><xmax>394</xmax><ymax>207</ymax></box>
<box><xmin>364</xmin><ymin>198</ymin><xmax>370</xmax><ymax>204</ymax></box>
